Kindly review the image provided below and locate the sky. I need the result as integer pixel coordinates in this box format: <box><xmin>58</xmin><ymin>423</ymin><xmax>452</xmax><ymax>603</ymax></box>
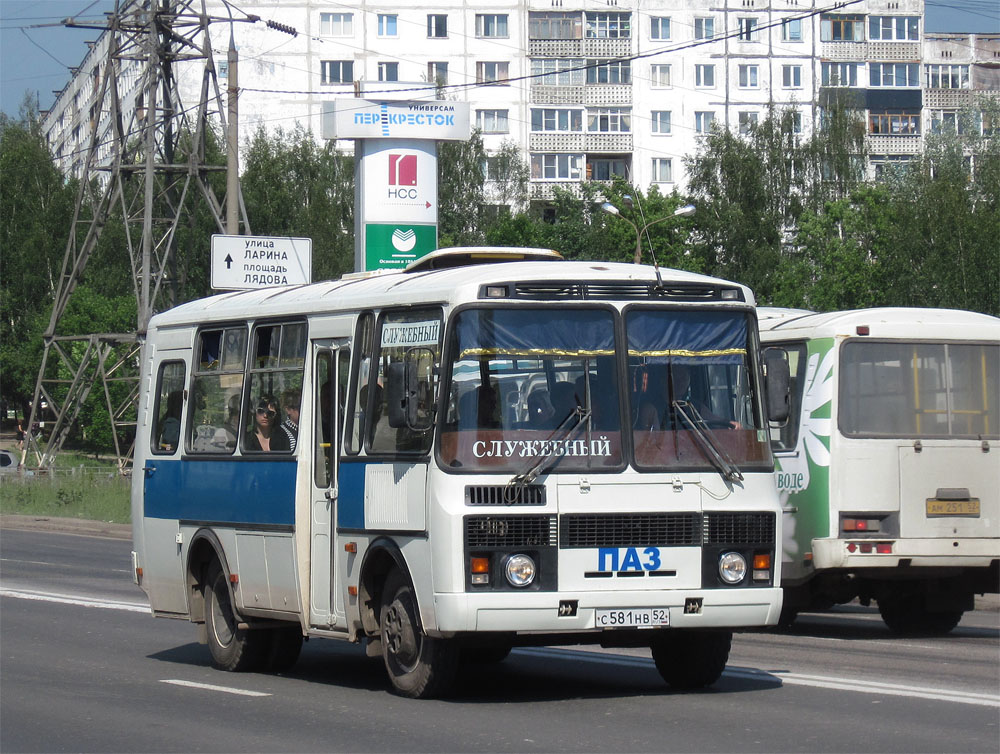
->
<box><xmin>2</xmin><ymin>0</ymin><xmax>999</xmax><ymax>118</ymax></box>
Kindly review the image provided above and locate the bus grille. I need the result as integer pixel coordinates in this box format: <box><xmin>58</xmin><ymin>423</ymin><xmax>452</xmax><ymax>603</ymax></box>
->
<box><xmin>559</xmin><ymin>513</ymin><xmax>702</xmax><ymax>548</ymax></box>
<box><xmin>465</xmin><ymin>515</ymin><xmax>556</xmax><ymax>548</ymax></box>
<box><xmin>703</xmin><ymin>512</ymin><xmax>776</xmax><ymax>545</ymax></box>
<box><xmin>466</xmin><ymin>484</ymin><xmax>546</xmax><ymax>506</ymax></box>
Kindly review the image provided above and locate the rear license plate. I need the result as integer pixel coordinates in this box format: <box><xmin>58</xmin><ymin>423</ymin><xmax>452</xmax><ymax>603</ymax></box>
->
<box><xmin>926</xmin><ymin>498</ymin><xmax>980</xmax><ymax>517</ymax></box>
<box><xmin>595</xmin><ymin>608</ymin><xmax>670</xmax><ymax>628</ymax></box>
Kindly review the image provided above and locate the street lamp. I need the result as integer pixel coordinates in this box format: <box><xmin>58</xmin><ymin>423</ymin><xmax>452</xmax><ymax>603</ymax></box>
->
<box><xmin>601</xmin><ymin>202</ymin><xmax>695</xmax><ymax>265</ymax></box>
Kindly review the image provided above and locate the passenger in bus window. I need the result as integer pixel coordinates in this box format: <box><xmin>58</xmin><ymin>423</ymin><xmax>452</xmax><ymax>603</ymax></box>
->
<box><xmin>158</xmin><ymin>391</ymin><xmax>183</xmax><ymax>452</ymax></box>
<box><xmin>280</xmin><ymin>388</ymin><xmax>300</xmax><ymax>452</ymax></box>
<box><xmin>246</xmin><ymin>396</ymin><xmax>290</xmax><ymax>452</ymax></box>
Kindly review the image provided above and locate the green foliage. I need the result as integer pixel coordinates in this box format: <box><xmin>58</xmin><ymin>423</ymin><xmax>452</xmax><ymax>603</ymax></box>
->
<box><xmin>438</xmin><ymin>131</ymin><xmax>488</xmax><ymax>247</ymax></box>
<box><xmin>0</xmin><ymin>473</ymin><xmax>131</xmax><ymax>523</ymax></box>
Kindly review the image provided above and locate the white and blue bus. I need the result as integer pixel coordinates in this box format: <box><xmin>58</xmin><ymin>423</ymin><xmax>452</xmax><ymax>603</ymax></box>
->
<box><xmin>131</xmin><ymin>248</ymin><xmax>787</xmax><ymax>697</ymax></box>
<box><xmin>760</xmin><ymin>307</ymin><xmax>999</xmax><ymax>634</ymax></box>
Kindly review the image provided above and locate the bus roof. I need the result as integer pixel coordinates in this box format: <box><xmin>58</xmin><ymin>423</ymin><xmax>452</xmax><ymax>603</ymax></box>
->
<box><xmin>758</xmin><ymin>307</ymin><xmax>1000</xmax><ymax>341</ymax></box>
<box><xmin>148</xmin><ymin>259</ymin><xmax>754</xmax><ymax>331</ymax></box>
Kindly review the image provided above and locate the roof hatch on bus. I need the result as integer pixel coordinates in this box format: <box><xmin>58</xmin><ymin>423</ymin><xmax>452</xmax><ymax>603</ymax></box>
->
<box><xmin>404</xmin><ymin>247</ymin><xmax>563</xmax><ymax>272</ymax></box>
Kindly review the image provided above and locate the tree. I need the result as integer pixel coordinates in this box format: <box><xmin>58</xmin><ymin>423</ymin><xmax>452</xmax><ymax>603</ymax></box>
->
<box><xmin>437</xmin><ymin>130</ymin><xmax>489</xmax><ymax>247</ymax></box>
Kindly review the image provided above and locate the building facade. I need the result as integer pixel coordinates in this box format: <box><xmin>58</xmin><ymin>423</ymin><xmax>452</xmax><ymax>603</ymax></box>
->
<box><xmin>42</xmin><ymin>0</ymin><xmax>1000</xmax><ymax>200</ymax></box>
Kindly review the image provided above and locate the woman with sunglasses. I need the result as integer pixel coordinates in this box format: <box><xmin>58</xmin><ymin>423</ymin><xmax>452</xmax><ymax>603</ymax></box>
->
<box><xmin>246</xmin><ymin>395</ymin><xmax>291</xmax><ymax>452</ymax></box>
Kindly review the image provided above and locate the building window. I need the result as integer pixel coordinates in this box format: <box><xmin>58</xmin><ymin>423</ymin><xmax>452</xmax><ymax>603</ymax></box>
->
<box><xmin>695</xmin><ymin>111</ymin><xmax>715</xmax><ymax>133</ymax></box>
<box><xmin>427</xmin><ymin>14</ymin><xmax>448</xmax><ymax>38</ymax></box>
<box><xmin>651</xmin><ymin>64</ymin><xmax>671</xmax><ymax>87</ymax></box>
<box><xmin>531</xmin><ymin>153</ymin><xmax>583</xmax><ymax>180</ymax></box>
<box><xmin>868</xmin><ymin>16</ymin><xmax>919</xmax><ymax>41</ymax></box>
<box><xmin>532</xmin><ymin>58</ymin><xmax>584</xmax><ymax>86</ymax></box>
<box><xmin>378</xmin><ymin>14</ymin><xmax>397</xmax><ymax>37</ymax></box>
<box><xmin>589</xmin><ymin>158</ymin><xmax>628</xmax><ymax>181</ymax></box>
<box><xmin>651</xmin><ymin>158</ymin><xmax>672</xmax><ymax>183</ymax></box>
<box><xmin>926</xmin><ymin>64</ymin><xmax>970</xmax><ymax>89</ymax></box>
<box><xmin>930</xmin><ymin>110</ymin><xmax>964</xmax><ymax>134</ymax></box>
<box><xmin>695</xmin><ymin>64</ymin><xmax>715</xmax><ymax>88</ymax></box>
<box><xmin>651</xmin><ymin>110</ymin><xmax>671</xmax><ymax>135</ymax></box>
<box><xmin>739</xmin><ymin>111</ymin><xmax>758</xmax><ymax>134</ymax></box>
<box><xmin>738</xmin><ymin>64</ymin><xmax>759</xmax><ymax>88</ymax></box>
<box><xmin>529</xmin><ymin>12</ymin><xmax>581</xmax><ymax>40</ymax></box>
<box><xmin>588</xmin><ymin>108</ymin><xmax>631</xmax><ymax>133</ymax></box>
<box><xmin>821</xmin><ymin>15</ymin><xmax>864</xmax><ymax>42</ymax></box>
<box><xmin>320</xmin><ymin>12</ymin><xmax>353</xmax><ymax>37</ymax></box>
<box><xmin>781</xmin><ymin>18</ymin><xmax>802</xmax><ymax>41</ymax></box>
<box><xmin>585</xmin><ymin>12</ymin><xmax>631</xmax><ymax>39</ymax></box>
<box><xmin>477</xmin><ymin>14</ymin><xmax>509</xmax><ymax>38</ymax></box>
<box><xmin>427</xmin><ymin>62</ymin><xmax>448</xmax><ymax>85</ymax></box>
<box><xmin>869</xmin><ymin>110</ymin><xmax>920</xmax><ymax>135</ymax></box>
<box><xmin>531</xmin><ymin>108</ymin><xmax>583</xmax><ymax>132</ymax></box>
<box><xmin>650</xmin><ymin>17</ymin><xmax>670</xmax><ymax>41</ymax></box>
<box><xmin>477</xmin><ymin>61</ymin><xmax>509</xmax><ymax>85</ymax></box>
<box><xmin>869</xmin><ymin>62</ymin><xmax>919</xmax><ymax>88</ymax></box>
<box><xmin>586</xmin><ymin>60</ymin><xmax>631</xmax><ymax>85</ymax></box>
<box><xmin>738</xmin><ymin>18</ymin><xmax>758</xmax><ymax>42</ymax></box>
<box><xmin>477</xmin><ymin>109</ymin><xmax>509</xmax><ymax>133</ymax></box>
<box><xmin>321</xmin><ymin>60</ymin><xmax>353</xmax><ymax>85</ymax></box>
<box><xmin>378</xmin><ymin>62</ymin><xmax>398</xmax><ymax>82</ymax></box>
<box><xmin>821</xmin><ymin>62</ymin><xmax>861</xmax><ymax>87</ymax></box>
<box><xmin>694</xmin><ymin>18</ymin><xmax>714</xmax><ymax>40</ymax></box>
<box><xmin>782</xmin><ymin>65</ymin><xmax>802</xmax><ymax>88</ymax></box>
<box><xmin>789</xmin><ymin>112</ymin><xmax>803</xmax><ymax>134</ymax></box>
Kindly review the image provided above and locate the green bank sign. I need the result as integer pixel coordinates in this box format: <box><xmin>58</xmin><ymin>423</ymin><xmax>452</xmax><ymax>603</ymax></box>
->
<box><xmin>364</xmin><ymin>223</ymin><xmax>437</xmax><ymax>270</ymax></box>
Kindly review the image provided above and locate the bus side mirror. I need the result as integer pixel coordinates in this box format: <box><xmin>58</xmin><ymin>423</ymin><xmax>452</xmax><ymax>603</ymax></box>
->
<box><xmin>386</xmin><ymin>348</ymin><xmax>436</xmax><ymax>431</ymax></box>
<box><xmin>763</xmin><ymin>348</ymin><xmax>790</xmax><ymax>423</ymax></box>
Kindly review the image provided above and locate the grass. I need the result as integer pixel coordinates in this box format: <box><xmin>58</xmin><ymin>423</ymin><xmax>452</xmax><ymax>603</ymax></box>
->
<box><xmin>0</xmin><ymin>452</ymin><xmax>131</xmax><ymax>524</ymax></box>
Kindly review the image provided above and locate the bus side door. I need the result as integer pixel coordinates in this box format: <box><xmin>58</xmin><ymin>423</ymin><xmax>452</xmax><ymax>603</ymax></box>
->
<box><xmin>308</xmin><ymin>340</ymin><xmax>348</xmax><ymax>629</ymax></box>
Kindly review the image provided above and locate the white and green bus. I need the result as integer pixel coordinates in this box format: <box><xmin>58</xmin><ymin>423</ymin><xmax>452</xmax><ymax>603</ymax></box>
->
<box><xmin>760</xmin><ymin>307</ymin><xmax>999</xmax><ymax>634</ymax></box>
<box><xmin>131</xmin><ymin>249</ymin><xmax>787</xmax><ymax>698</ymax></box>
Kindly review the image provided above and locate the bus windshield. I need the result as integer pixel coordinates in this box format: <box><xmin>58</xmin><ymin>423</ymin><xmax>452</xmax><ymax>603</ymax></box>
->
<box><xmin>438</xmin><ymin>307</ymin><xmax>623</xmax><ymax>472</ymax></box>
<box><xmin>625</xmin><ymin>309</ymin><xmax>770</xmax><ymax>472</ymax></box>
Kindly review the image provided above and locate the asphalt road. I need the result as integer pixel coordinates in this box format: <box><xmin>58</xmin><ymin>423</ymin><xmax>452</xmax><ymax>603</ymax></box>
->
<box><xmin>1</xmin><ymin>527</ymin><xmax>997</xmax><ymax>753</ymax></box>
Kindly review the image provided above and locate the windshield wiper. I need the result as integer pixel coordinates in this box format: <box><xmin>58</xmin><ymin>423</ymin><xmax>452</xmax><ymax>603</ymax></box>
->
<box><xmin>671</xmin><ymin>400</ymin><xmax>744</xmax><ymax>484</ymax></box>
<box><xmin>507</xmin><ymin>406</ymin><xmax>592</xmax><ymax>490</ymax></box>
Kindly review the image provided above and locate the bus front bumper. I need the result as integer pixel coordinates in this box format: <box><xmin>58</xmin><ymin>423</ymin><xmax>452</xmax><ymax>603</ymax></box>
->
<box><xmin>430</xmin><ymin>587</ymin><xmax>782</xmax><ymax>635</ymax></box>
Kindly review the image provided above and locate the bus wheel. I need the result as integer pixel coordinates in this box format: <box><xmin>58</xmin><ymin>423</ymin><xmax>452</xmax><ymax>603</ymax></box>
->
<box><xmin>650</xmin><ymin>630</ymin><xmax>732</xmax><ymax>689</ymax></box>
<box><xmin>379</xmin><ymin>570</ymin><xmax>458</xmax><ymax>698</ymax></box>
<box><xmin>264</xmin><ymin>625</ymin><xmax>303</xmax><ymax>673</ymax></box>
<box><xmin>878</xmin><ymin>597</ymin><xmax>963</xmax><ymax>636</ymax></box>
<box><xmin>204</xmin><ymin>562</ymin><xmax>265</xmax><ymax>672</ymax></box>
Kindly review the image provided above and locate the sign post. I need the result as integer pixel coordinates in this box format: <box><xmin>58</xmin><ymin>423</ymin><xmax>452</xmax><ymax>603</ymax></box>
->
<box><xmin>210</xmin><ymin>235</ymin><xmax>312</xmax><ymax>290</ymax></box>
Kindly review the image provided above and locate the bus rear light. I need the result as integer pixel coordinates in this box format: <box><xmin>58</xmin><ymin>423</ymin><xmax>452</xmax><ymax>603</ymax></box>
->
<box><xmin>876</xmin><ymin>543</ymin><xmax>893</xmax><ymax>554</ymax></box>
<box><xmin>842</xmin><ymin>518</ymin><xmax>880</xmax><ymax>532</ymax></box>
<box><xmin>470</xmin><ymin>556</ymin><xmax>490</xmax><ymax>585</ymax></box>
<box><xmin>847</xmin><ymin>542</ymin><xmax>856</xmax><ymax>553</ymax></box>
<box><xmin>859</xmin><ymin>543</ymin><xmax>873</xmax><ymax>554</ymax></box>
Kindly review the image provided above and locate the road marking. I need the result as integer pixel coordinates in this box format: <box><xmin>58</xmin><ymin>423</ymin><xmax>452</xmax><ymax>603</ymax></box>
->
<box><xmin>160</xmin><ymin>679</ymin><xmax>271</xmax><ymax>697</ymax></box>
<box><xmin>0</xmin><ymin>587</ymin><xmax>148</xmax><ymax>613</ymax></box>
<box><xmin>0</xmin><ymin>558</ymin><xmax>131</xmax><ymax>575</ymax></box>
<box><xmin>515</xmin><ymin>647</ymin><xmax>1000</xmax><ymax>708</ymax></box>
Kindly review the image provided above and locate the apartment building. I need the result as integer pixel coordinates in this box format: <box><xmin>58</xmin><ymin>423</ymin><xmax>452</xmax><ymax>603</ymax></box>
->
<box><xmin>41</xmin><ymin>0</ymin><xmax>1000</xmax><ymax>200</ymax></box>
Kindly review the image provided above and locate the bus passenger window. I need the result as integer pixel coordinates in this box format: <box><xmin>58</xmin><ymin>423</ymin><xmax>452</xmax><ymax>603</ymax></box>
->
<box><xmin>244</xmin><ymin>322</ymin><xmax>306</xmax><ymax>454</ymax></box>
<box><xmin>345</xmin><ymin>314</ymin><xmax>374</xmax><ymax>455</ymax></box>
<box><xmin>189</xmin><ymin>327</ymin><xmax>246</xmax><ymax>454</ymax></box>
<box><xmin>151</xmin><ymin>361</ymin><xmax>186</xmax><ymax>455</ymax></box>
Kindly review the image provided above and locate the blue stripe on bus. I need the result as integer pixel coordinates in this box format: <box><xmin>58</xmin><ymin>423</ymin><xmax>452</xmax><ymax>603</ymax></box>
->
<box><xmin>143</xmin><ymin>458</ymin><xmax>296</xmax><ymax>526</ymax></box>
<box><xmin>338</xmin><ymin>462</ymin><xmax>367</xmax><ymax>530</ymax></box>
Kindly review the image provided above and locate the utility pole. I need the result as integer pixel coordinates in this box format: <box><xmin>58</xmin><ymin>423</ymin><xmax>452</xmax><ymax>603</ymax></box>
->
<box><xmin>23</xmin><ymin>0</ymin><xmax>251</xmax><ymax>473</ymax></box>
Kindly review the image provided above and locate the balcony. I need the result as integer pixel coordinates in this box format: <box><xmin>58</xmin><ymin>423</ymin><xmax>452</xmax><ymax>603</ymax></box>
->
<box><xmin>866</xmin><ymin>134</ymin><xmax>923</xmax><ymax>154</ymax></box>
<box><xmin>924</xmin><ymin>89</ymin><xmax>973</xmax><ymax>109</ymax></box>
<box><xmin>821</xmin><ymin>41</ymin><xmax>921</xmax><ymax>61</ymax></box>
<box><xmin>528</xmin><ymin>37</ymin><xmax>632</xmax><ymax>59</ymax></box>
<box><xmin>531</xmin><ymin>84</ymin><xmax>586</xmax><ymax>105</ymax></box>
<box><xmin>530</xmin><ymin>181</ymin><xmax>583</xmax><ymax>201</ymax></box>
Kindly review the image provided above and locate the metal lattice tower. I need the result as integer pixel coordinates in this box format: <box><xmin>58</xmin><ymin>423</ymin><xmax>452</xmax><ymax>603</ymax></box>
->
<box><xmin>23</xmin><ymin>0</ymin><xmax>249</xmax><ymax>473</ymax></box>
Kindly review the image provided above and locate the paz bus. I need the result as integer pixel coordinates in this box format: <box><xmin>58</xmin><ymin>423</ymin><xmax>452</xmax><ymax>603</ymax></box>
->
<box><xmin>131</xmin><ymin>248</ymin><xmax>788</xmax><ymax>698</ymax></box>
<box><xmin>759</xmin><ymin>307</ymin><xmax>999</xmax><ymax>634</ymax></box>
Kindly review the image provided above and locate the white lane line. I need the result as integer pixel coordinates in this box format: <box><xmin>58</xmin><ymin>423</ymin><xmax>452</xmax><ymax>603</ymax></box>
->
<box><xmin>0</xmin><ymin>587</ymin><xmax>148</xmax><ymax>613</ymax></box>
<box><xmin>515</xmin><ymin>647</ymin><xmax>1000</xmax><ymax>708</ymax></box>
<box><xmin>160</xmin><ymin>679</ymin><xmax>271</xmax><ymax>697</ymax></box>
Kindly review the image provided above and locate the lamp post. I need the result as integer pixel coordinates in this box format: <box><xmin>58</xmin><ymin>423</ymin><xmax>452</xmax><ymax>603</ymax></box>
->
<box><xmin>601</xmin><ymin>201</ymin><xmax>696</xmax><ymax>265</ymax></box>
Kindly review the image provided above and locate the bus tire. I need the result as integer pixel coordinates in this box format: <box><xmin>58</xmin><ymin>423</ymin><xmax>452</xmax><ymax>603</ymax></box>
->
<box><xmin>878</xmin><ymin>597</ymin><xmax>963</xmax><ymax>636</ymax></box>
<box><xmin>204</xmin><ymin>562</ymin><xmax>265</xmax><ymax>672</ymax></box>
<box><xmin>264</xmin><ymin>625</ymin><xmax>303</xmax><ymax>673</ymax></box>
<box><xmin>650</xmin><ymin>630</ymin><xmax>732</xmax><ymax>689</ymax></box>
<box><xmin>379</xmin><ymin>570</ymin><xmax>458</xmax><ymax>698</ymax></box>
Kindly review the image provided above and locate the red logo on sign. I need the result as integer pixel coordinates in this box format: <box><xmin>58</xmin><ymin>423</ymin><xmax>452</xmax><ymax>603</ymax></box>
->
<box><xmin>388</xmin><ymin>154</ymin><xmax>417</xmax><ymax>186</ymax></box>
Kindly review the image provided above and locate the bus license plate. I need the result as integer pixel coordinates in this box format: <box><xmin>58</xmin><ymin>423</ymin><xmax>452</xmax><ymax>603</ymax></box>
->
<box><xmin>926</xmin><ymin>498</ymin><xmax>980</xmax><ymax>517</ymax></box>
<box><xmin>595</xmin><ymin>608</ymin><xmax>670</xmax><ymax>628</ymax></box>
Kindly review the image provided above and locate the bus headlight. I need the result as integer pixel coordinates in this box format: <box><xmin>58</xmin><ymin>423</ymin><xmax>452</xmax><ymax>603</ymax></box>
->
<box><xmin>504</xmin><ymin>554</ymin><xmax>536</xmax><ymax>587</ymax></box>
<box><xmin>718</xmin><ymin>552</ymin><xmax>747</xmax><ymax>584</ymax></box>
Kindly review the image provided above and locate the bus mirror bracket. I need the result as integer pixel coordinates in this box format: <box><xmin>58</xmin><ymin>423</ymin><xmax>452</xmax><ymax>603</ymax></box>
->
<box><xmin>763</xmin><ymin>347</ymin><xmax>790</xmax><ymax>423</ymax></box>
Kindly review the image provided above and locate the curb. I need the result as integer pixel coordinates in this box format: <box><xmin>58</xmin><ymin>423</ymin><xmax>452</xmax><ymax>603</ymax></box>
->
<box><xmin>0</xmin><ymin>514</ymin><xmax>131</xmax><ymax>540</ymax></box>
